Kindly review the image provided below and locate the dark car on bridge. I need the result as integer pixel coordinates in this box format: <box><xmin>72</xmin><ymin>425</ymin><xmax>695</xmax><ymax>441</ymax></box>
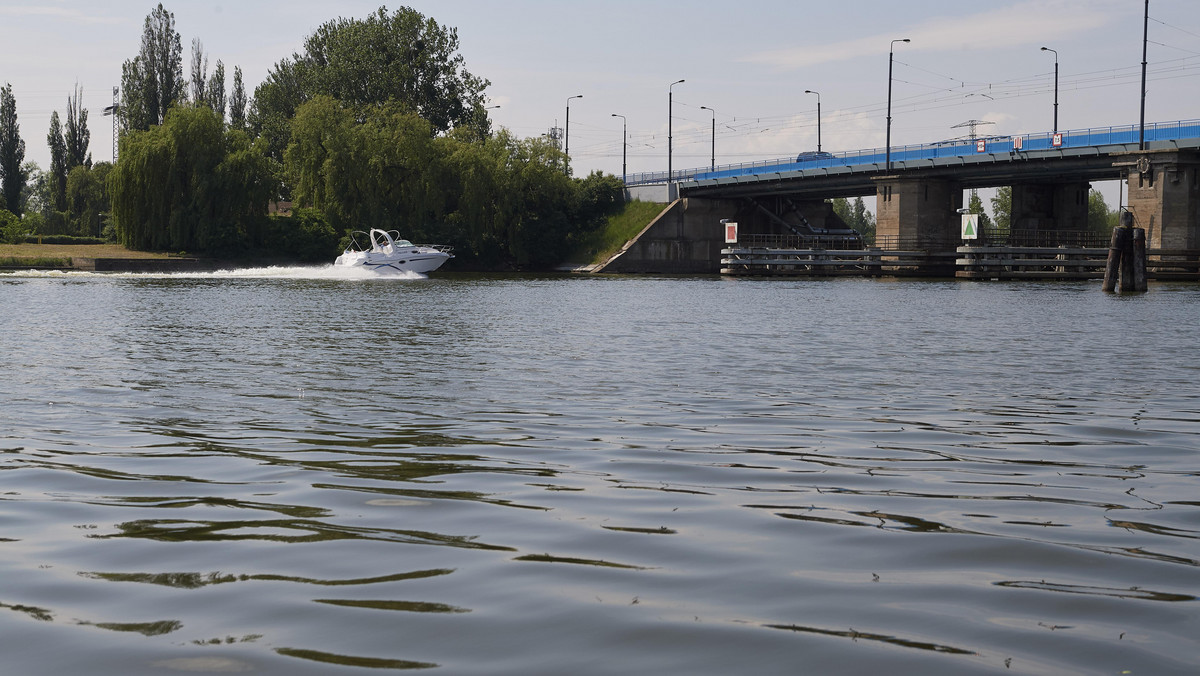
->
<box><xmin>796</xmin><ymin>151</ymin><xmax>834</xmax><ymax>162</ymax></box>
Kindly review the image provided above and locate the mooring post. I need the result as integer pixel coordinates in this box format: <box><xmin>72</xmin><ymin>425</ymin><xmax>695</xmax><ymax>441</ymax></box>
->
<box><xmin>1132</xmin><ymin>227</ymin><xmax>1148</xmax><ymax>292</ymax></box>
<box><xmin>1103</xmin><ymin>217</ymin><xmax>1131</xmax><ymax>293</ymax></box>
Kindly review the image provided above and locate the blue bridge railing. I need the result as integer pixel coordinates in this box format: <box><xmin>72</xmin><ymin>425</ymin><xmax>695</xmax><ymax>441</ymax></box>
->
<box><xmin>624</xmin><ymin>119</ymin><xmax>1200</xmax><ymax>187</ymax></box>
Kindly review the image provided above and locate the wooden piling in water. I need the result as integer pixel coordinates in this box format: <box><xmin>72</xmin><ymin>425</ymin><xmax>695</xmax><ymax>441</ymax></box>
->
<box><xmin>1132</xmin><ymin>227</ymin><xmax>1148</xmax><ymax>292</ymax></box>
<box><xmin>1103</xmin><ymin>211</ymin><xmax>1148</xmax><ymax>293</ymax></box>
<box><xmin>1104</xmin><ymin>226</ymin><xmax>1129</xmax><ymax>293</ymax></box>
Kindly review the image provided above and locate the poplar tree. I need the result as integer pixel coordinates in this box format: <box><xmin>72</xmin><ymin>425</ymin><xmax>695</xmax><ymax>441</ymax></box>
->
<box><xmin>120</xmin><ymin>3</ymin><xmax>185</xmax><ymax>131</ymax></box>
<box><xmin>65</xmin><ymin>83</ymin><xmax>91</xmax><ymax>169</ymax></box>
<box><xmin>0</xmin><ymin>83</ymin><xmax>27</xmax><ymax>216</ymax></box>
<box><xmin>189</xmin><ymin>37</ymin><xmax>208</xmax><ymax>107</ymax></box>
<box><xmin>47</xmin><ymin>111</ymin><xmax>68</xmax><ymax>211</ymax></box>
<box><xmin>229</xmin><ymin>66</ymin><xmax>247</xmax><ymax>130</ymax></box>
<box><xmin>208</xmin><ymin>60</ymin><xmax>227</xmax><ymax>122</ymax></box>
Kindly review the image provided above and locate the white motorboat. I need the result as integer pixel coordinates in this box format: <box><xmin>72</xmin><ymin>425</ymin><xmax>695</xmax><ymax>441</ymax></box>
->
<box><xmin>334</xmin><ymin>229</ymin><xmax>453</xmax><ymax>274</ymax></box>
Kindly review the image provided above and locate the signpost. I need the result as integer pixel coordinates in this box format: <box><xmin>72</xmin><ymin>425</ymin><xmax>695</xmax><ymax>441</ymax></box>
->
<box><xmin>723</xmin><ymin>220</ymin><xmax>738</xmax><ymax>244</ymax></box>
<box><xmin>961</xmin><ymin>213</ymin><xmax>979</xmax><ymax>240</ymax></box>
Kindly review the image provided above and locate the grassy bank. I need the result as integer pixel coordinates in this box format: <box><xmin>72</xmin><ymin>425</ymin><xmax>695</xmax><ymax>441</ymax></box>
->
<box><xmin>566</xmin><ymin>200</ymin><xmax>667</xmax><ymax>266</ymax></box>
<box><xmin>0</xmin><ymin>243</ymin><xmax>172</xmax><ymax>262</ymax></box>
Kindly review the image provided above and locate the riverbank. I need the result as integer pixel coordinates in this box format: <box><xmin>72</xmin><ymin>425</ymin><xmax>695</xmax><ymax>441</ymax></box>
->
<box><xmin>0</xmin><ymin>243</ymin><xmax>206</xmax><ymax>272</ymax></box>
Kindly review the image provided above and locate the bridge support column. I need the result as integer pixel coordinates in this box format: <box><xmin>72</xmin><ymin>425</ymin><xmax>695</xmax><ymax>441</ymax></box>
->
<box><xmin>1009</xmin><ymin>181</ymin><xmax>1090</xmax><ymax>238</ymax></box>
<box><xmin>1119</xmin><ymin>149</ymin><xmax>1200</xmax><ymax>250</ymax></box>
<box><xmin>874</xmin><ymin>177</ymin><xmax>962</xmax><ymax>248</ymax></box>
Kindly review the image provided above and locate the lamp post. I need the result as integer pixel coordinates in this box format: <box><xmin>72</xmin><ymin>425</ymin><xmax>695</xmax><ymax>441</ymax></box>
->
<box><xmin>611</xmin><ymin>113</ymin><xmax>627</xmax><ymax>183</ymax></box>
<box><xmin>565</xmin><ymin>95</ymin><xmax>582</xmax><ymax>167</ymax></box>
<box><xmin>886</xmin><ymin>38</ymin><xmax>910</xmax><ymax>171</ymax></box>
<box><xmin>699</xmin><ymin>106</ymin><xmax>716</xmax><ymax>171</ymax></box>
<box><xmin>1040</xmin><ymin>47</ymin><xmax>1058</xmax><ymax>133</ymax></box>
<box><xmin>1139</xmin><ymin>0</ymin><xmax>1148</xmax><ymax>150</ymax></box>
<box><xmin>804</xmin><ymin>89</ymin><xmax>821</xmax><ymax>153</ymax></box>
<box><xmin>668</xmin><ymin>79</ymin><xmax>684</xmax><ymax>188</ymax></box>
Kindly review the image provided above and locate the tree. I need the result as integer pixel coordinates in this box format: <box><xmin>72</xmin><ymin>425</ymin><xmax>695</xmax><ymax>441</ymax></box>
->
<box><xmin>990</xmin><ymin>185</ymin><xmax>1012</xmax><ymax>232</ymax></box>
<box><xmin>0</xmin><ymin>83</ymin><xmax>27</xmax><ymax>217</ymax></box>
<box><xmin>110</xmin><ymin>105</ymin><xmax>277</xmax><ymax>253</ymax></box>
<box><xmin>1087</xmin><ymin>189</ymin><xmax>1118</xmax><ymax>234</ymax></box>
<box><xmin>190</xmin><ymin>37</ymin><xmax>208</xmax><ymax>107</ymax></box>
<box><xmin>850</xmin><ymin>196</ymin><xmax>876</xmax><ymax>243</ymax></box>
<box><xmin>832</xmin><ymin>196</ymin><xmax>876</xmax><ymax>243</ymax></box>
<box><xmin>208</xmin><ymin>60</ymin><xmax>227</xmax><ymax>122</ymax></box>
<box><xmin>229</xmin><ymin>66</ymin><xmax>247</xmax><ymax>130</ymax></box>
<box><xmin>967</xmin><ymin>192</ymin><xmax>993</xmax><ymax>235</ymax></box>
<box><xmin>285</xmin><ymin>96</ymin><xmax>438</xmax><ymax>235</ymax></box>
<box><xmin>67</xmin><ymin>162</ymin><xmax>112</xmax><ymax>238</ymax></box>
<box><xmin>252</xmin><ymin>6</ymin><xmax>490</xmax><ymax>161</ymax></box>
<box><xmin>47</xmin><ymin>111</ymin><xmax>68</xmax><ymax>211</ymax></box>
<box><xmin>120</xmin><ymin>4</ymin><xmax>185</xmax><ymax>132</ymax></box>
<box><xmin>831</xmin><ymin>197</ymin><xmax>850</xmax><ymax>225</ymax></box>
<box><xmin>0</xmin><ymin>206</ymin><xmax>24</xmax><ymax>243</ymax></box>
<box><xmin>65</xmin><ymin>83</ymin><xmax>91</xmax><ymax>169</ymax></box>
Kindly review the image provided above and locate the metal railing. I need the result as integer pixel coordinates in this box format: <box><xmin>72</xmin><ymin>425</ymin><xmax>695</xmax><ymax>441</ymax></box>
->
<box><xmin>626</xmin><ymin>119</ymin><xmax>1200</xmax><ymax>186</ymax></box>
<box><xmin>731</xmin><ymin>230</ymin><xmax>1112</xmax><ymax>252</ymax></box>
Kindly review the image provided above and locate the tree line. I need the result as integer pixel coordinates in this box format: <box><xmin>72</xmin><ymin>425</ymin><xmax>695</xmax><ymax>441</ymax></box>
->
<box><xmin>0</xmin><ymin>4</ymin><xmax>1125</xmax><ymax>259</ymax></box>
<box><xmin>3</xmin><ymin>4</ymin><xmax>623</xmax><ymax>266</ymax></box>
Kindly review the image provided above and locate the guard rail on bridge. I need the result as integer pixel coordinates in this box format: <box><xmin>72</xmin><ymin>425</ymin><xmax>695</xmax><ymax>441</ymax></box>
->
<box><xmin>626</xmin><ymin>119</ymin><xmax>1200</xmax><ymax>187</ymax></box>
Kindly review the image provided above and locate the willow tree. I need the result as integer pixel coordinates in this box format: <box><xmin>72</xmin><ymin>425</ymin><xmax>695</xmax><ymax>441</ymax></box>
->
<box><xmin>285</xmin><ymin>96</ymin><xmax>437</xmax><ymax>235</ymax></box>
<box><xmin>110</xmin><ymin>105</ymin><xmax>275</xmax><ymax>252</ymax></box>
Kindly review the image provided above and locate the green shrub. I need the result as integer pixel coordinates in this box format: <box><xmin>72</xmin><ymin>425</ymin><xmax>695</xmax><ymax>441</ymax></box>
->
<box><xmin>268</xmin><ymin>208</ymin><xmax>340</xmax><ymax>262</ymax></box>
<box><xmin>20</xmin><ymin>234</ymin><xmax>106</xmax><ymax>245</ymax></box>
<box><xmin>0</xmin><ymin>209</ymin><xmax>24</xmax><ymax>244</ymax></box>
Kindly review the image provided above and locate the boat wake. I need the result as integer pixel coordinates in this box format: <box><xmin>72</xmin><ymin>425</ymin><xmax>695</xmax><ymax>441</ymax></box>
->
<box><xmin>2</xmin><ymin>265</ymin><xmax>429</xmax><ymax>281</ymax></box>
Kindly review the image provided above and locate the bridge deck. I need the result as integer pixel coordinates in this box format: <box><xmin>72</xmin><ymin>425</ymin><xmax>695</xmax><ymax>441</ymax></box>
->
<box><xmin>628</xmin><ymin>119</ymin><xmax>1200</xmax><ymax>197</ymax></box>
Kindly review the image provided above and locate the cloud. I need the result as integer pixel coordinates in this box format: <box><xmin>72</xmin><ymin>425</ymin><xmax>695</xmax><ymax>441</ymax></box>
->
<box><xmin>740</xmin><ymin>0</ymin><xmax>1117</xmax><ymax>70</ymax></box>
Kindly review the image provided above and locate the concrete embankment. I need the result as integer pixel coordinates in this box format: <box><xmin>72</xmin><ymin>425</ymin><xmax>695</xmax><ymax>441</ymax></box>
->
<box><xmin>593</xmin><ymin>198</ymin><xmax>736</xmax><ymax>274</ymax></box>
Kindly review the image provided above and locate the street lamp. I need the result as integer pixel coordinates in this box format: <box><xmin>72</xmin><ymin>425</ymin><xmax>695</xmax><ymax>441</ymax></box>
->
<box><xmin>668</xmin><ymin>79</ymin><xmax>684</xmax><ymax>188</ymax></box>
<box><xmin>565</xmin><ymin>94</ymin><xmax>582</xmax><ymax>165</ymax></box>
<box><xmin>611</xmin><ymin>113</ymin><xmax>627</xmax><ymax>183</ymax></box>
<box><xmin>1040</xmin><ymin>46</ymin><xmax>1058</xmax><ymax>133</ymax></box>
<box><xmin>102</xmin><ymin>86</ymin><xmax>119</xmax><ymax>163</ymax></box>
<box><xmin>804</xmin><ymin>90</ymin><xmax>821</xmax><ymax>153</ymax></box>
<box><xmin>699</xmin><ymin>106</ymin><xmax>716</xmax><ymax>171</ymax></box>
<box><xmin>886</xmin><ymin>38</ymin><xmax>910</xmax><ymax>171</ymax></box>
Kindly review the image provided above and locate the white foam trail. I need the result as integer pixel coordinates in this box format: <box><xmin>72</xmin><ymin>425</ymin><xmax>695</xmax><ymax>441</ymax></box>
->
<box><xmin>1</xmin><ymin>265</ymin><xmax>428</xmax><ymax>281</ymax></box>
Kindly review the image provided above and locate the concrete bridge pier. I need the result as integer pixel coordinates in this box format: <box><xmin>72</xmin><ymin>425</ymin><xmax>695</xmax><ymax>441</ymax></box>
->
<box><xmin>1009</xmin><ymin>181</ymin><xmax>1091</xmax><ymax>236</ymax></box>
<box><xmin>1120</xmin><ymin>149</ymin><xmax>1200</xmax><ymax>250</ymax></box>
<box><xmin>873</xmin><ymin>176</ymin><xmax>963</xmax><ymax>248</ymax></box>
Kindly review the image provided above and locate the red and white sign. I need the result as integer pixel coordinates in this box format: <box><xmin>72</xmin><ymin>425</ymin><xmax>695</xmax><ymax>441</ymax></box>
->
<box><xmin>724</xmin><ymin>221</ymin><xmax>738</xmax><ymax>243</ymax></box>
<box><xmin>976</xmin><ymin>140</ymin><xmax>986</xmax><ymax>153</ymax></box>
<box><xmin>1013</xmin><ymin>136</ymin><xmax>1023</xmax><ymax>150</ymax></box>
<box><xmin>1052</xmin><ymin>133</ymin><xmax>1063</xmax><ymax>147</ymax></box>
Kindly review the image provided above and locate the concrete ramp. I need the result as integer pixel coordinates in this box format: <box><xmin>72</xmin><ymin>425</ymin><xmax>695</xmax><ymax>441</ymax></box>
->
<box><xmin>593</xmin><ymin>198</ymin><xmax>736</xmax><ymax>274</ymax></box>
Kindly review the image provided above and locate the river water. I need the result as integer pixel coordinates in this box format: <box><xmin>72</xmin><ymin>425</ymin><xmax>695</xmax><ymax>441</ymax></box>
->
<box><xmin>1</xmin><ymin>268</ymin><xmax>1197</xmax><ymax>675</ymax></box>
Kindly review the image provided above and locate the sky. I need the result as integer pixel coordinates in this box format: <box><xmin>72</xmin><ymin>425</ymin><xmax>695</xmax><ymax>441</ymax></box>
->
<box><xmin>3</xmin><ymin>0</ymin><xmax>1200</xmax><ymax>207</ymax></box>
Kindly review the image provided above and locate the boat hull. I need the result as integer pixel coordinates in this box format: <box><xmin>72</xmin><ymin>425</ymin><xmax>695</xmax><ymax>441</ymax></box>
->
<box><xmin>334</xmin><ymin>250</ymin><xmax>451</xmax><ymax>274</ymax></box>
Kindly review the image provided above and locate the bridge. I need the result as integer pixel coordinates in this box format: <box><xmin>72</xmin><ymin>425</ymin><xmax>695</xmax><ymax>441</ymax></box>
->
<box><xmin>597</xmin><ymin>119</ymin><xmax>1200</xmax><ymax>276</ymax></box>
